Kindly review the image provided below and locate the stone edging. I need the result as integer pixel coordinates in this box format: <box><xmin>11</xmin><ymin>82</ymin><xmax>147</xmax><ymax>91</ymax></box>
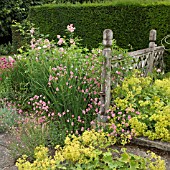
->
<box><xmin>131</xmin><ymin>137</ymin><xmax>170</xmax><ymax>152</ymax></box>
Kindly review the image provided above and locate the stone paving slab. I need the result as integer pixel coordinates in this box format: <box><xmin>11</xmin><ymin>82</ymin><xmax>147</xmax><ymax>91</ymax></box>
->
<box><xmin>132</xmin><ymin>137</ymin><xmax>170</xmax><ymax>152</ymax></box>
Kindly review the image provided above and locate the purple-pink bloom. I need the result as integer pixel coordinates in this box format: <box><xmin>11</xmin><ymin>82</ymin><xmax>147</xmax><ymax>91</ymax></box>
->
<box><xmin>57</xmin><ymin>38</ymin><xmax>64</xmax><ymax>45</ymax></box>
<box><xmin>67</xmin><ymin>24</ymin><xmax>75</xmax><ymax>33</ymax></box>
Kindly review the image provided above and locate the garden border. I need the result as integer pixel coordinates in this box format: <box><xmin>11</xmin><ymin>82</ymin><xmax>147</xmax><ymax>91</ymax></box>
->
<box><xmin>132</xmin><ymin>137</ymin><xmax>170</xmax><ymax>152</ymax></box>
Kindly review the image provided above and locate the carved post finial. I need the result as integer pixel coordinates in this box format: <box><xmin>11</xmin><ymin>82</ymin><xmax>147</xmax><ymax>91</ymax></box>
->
<box><xmin>149</xmin><ymin>29</ymin><xmax>156</xmax><ymax>42</ymax></box>
<box><xmin>103</xmin><ymin>29</ymin><xmax>113</xmax><ymax>47</ymax></box>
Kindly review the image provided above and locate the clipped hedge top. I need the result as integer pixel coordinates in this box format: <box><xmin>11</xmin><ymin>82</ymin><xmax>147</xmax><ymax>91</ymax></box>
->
<box><xmin>31</xmin><ymin>0</ymin><xmax>170</xmax><ymax>9</ymax></box>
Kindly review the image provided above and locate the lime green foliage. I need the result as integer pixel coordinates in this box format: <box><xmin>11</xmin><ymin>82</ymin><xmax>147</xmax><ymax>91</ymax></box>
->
<box><xmin>112</xmin><ymin>71</ymin><xmax>170</xmax><ymax>141</ymax></box>
<box><xmin>16</xmin><ymin>130</ymin><xmax>166</xmax><ymax>170</ymax></box>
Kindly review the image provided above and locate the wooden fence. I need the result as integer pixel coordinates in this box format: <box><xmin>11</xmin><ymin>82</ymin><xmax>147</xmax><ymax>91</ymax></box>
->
<box><xmin>98</xmin><ymin>29</ymin><xmax>165</xmax><ymax>122</ymax></box>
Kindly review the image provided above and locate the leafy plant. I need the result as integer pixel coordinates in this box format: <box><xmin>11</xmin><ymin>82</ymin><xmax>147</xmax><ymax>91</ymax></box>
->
<box><xmin>8</xmin><ymin>24</ymin><xmax>103</xmax><ymax>146</ymax></box>
<box><xmin>16</xmin><ymin>130</ymin><xmax>166</xmax><ymax>170</ymax></box>
<box><xmin>111</xmin><ymin>71</ymin><xmax>170</xmax><ymax>142</ymax></box>
<box><xmin>0</xmin><ymin>56</ymin><xmax>15</xmax><ymax>99</ymax></box>
<box><xmin>0</xmin><ymin>42</ymin><xmax>13</xmax><ymax>55</ymax></box>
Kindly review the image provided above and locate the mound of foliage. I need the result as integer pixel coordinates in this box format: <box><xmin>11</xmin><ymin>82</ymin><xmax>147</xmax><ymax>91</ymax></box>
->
<box><xmin>111</xmin><ymin>71</ymin><xmax>170</xmax><ymax>142</ymax></box>
<box><xmin>16</xmin><ymin>130</ymin><xmax>166</xmax><ymax>170</ymax></box>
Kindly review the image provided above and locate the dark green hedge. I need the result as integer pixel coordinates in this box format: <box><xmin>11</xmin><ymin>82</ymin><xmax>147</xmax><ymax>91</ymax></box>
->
<box><xmin>28</xmin><ymin>2</ymin><xmax>170</xmax><ymax>50</ymax></box>
<box><xmin>27</xmin><ymin>2</ymin><xmax>170</xmax><ymax>69</ymax></box>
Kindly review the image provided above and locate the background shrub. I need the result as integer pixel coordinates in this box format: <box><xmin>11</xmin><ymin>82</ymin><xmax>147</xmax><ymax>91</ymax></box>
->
<box><xmin>0</xmin><ymin>0</ymin><xmax>52</xmax><ymax>45</ymax></box>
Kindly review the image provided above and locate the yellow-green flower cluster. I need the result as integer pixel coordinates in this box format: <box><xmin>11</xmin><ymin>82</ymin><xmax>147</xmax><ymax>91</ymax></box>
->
<box><xmin>147</xmin><ymin>151</ymin><xmax>166</xmax><ymax>170</ymax></box>
<box><xmin>112</xmin><ymin>72</ymin><xmax>170</xmax><ymax>142</ymax></box>
<box><xmin>16</xmin><ymin>130</ymin><xmax>166</xmax><ymax>170</ymax></box>
<box><xmin>16</xmin><ymin>146</ymin><xmax>56</xmax><ymax>170</ymax></box>
<box><xmin>129</xmin><ymin>117</ymin><xmax>147</xmax><ymax>136</ymax></box>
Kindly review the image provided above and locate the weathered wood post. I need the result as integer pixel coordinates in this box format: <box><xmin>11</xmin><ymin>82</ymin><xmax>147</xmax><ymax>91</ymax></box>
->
<box><xmin>148</xmin><ymin>29</ymin><xmax>156</xmax><ymax>74</ymax></box>
<box><xmin>98</xmin><ymin>29</ymin><xmax>113</xmax><ymax>122</ymax></box>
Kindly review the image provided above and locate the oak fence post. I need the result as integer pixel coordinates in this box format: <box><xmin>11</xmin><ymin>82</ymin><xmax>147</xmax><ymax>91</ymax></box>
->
<box><xmin>98</xmin><ymin>29</ymin><xmax>113</xmax><ymax>122</ymax></box>
<box><xmin>148</xmin><ymin>29</ymin><xmax>156</xmax><ymax>74</ymax></box>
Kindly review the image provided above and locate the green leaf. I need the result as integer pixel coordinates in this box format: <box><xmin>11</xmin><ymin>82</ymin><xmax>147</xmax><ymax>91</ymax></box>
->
<box><xmin>119</xmin><ymin>152</ymin><xmax>130</xmax><ymax>163</ymax></box>
<box><xmin>130</xmin><ymin>160</ymin><xmax>139</xmax><ymax>169</ymax></box>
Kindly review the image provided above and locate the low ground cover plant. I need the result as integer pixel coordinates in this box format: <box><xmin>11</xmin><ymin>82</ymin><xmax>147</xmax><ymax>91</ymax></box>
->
<box><xmin>16</xmin><ymin>130</ymin><xmax>166</xmax><ymax>170</ymax></box>
<box><xmin>111</xmin><ymin>71</ymin><xmax>170</xmax><ymax>142</ymax></box>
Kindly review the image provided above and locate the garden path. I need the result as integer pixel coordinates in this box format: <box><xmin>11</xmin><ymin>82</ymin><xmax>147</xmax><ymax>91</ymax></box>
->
<box><xmin>0</xmin><ymin>133</ymin><xmax>17</xmax><ymax>170</ymax></box>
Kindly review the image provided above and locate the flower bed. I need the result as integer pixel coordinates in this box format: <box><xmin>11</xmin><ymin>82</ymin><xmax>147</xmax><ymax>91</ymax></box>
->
<box><xmin>0</xmin><ymin>24</ymin><xmax>169</xmax><ymax>169</ymax></box>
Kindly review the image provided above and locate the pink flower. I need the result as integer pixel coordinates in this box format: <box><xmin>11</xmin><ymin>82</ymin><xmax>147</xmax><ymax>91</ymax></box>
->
<box><xmin>93</xmin><ymin>90</ymin><xmax>97</xmax><ymax>95</ymax></box>
<box><xmin>30</xmin><ymin>28</ymin><xmax>35</xmax><ymax>35</ymax></box>
<box><xmin>38</xmin><ymin>117</ymin><xmax>45</xmax><ymax>123</ymax></box>
<box><xmin>136</xmin><ymin>111</ymin><xmax>140</xmax><ymax>115</ymax></box>
<box><xmin>67</xmin><ymin>24</ymin><xmax>75</xmax><ymax>33</ymax></box>
<box><xmin>56</xmin><ymin>87</ymin><xmax>59</xmax><ymax>91</ymax></box>
<box><xmin>107</xmin><ymin>116</ymin><xmax>110</xmax><ymax>119</ymax></box>
<box><xmin>70</xmin><ymin>71</ymin><xmax>74</xmax><ymax>75</ymax></box>
<box><xmin>122</xmin><ymin>129</ymin><xmax>125</xmax><ymax>132</ymax></box>
<box><xmin>128</xmin><ymin>135</ymin><xmax>132</xmax><ymax>140</ymax></box>
<box><xmin>116</xmin><ymin>70</ymin><xmax>121</xmax><ymax>75</ymax></box>
<box><xmin>81</xmin><ymin>127</ymin><xmax>84</xmax><ymax>131</ymax></box>
<box><xmin>49</xmin><ymin>75</ymin><xmax>53</xmax><ymax>81</ymax></box>
<box><xmin>128</xmin><ymin>115</ymin><xmax>131</xmax><ymax>120</ymax></box>
<box><xmin>59</xmin><ymin>47</ymin><xmax>64</xmax><ymax>52</ymax></box>
<box><xmin>52</xmin><ymin>67</ymin><xmax>57</xmax><ymax>71</ymax></box>
<box><xmin>57</xmin><ymin>38</ymin><xmax>64</xmax><ymax>45</ymax></box>
<box><xmin>71</xmin><ymin>122</ymin><xmax>74</xmax><ymax>126</ymax></box>
<box><xmin>157</xmin><ymin>68</ymin><xmax>161</xmax><ymax>73</ymax></box>
<box><xmin>70</xmin><ymin>39</ymin><xmax>74</xmax><ymax>44</ymax></box>
<box><xmin>111</xmin><ymin>113</ymin><xmax>115</xmax><ymax>117</ymax></box>
<box><xmin>57</xmin><ymin>35</ymin><xmax>61</xmax><ymax>39</ymax></box>
<box><xmin>18</xmin><ymin>109</ymin><xmax>23</xmax><ymax>114</ymax></box>
<box><xmin>8</xmin><ymin>56</ymin><xmax>15</xmax><ymax>63</ymax></box>
<box><xmin>90</xmin><ymin>121</ymin><xmax>95</xmax><ymax>125</ymax></box>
